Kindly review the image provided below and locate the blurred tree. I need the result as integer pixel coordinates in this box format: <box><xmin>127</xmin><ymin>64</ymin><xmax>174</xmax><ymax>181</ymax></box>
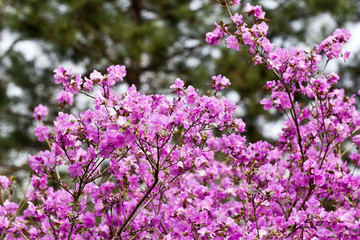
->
<box><xmin>0</xmin><ymin>0</ymin><xmax>359</xmax><ymax>171</ymax></box>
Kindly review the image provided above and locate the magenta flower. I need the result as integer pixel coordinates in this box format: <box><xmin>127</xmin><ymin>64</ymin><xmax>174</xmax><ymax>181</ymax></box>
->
<box><xmin>56</xmin><ymin>90</ymin><xmax>74</xmax><ymax>106</ymax></box>
<box><xmin>107</xmin><ymin>64</ymin><xmax>126</xmax><ymax>83</ymax></box>
<box><xmin>83</xmin><ymin>77</ymin><xmax>94</xmax><ymax>91</ymax></box>
<box><xmin>245</xmin><ymin>3</ymin><xmax>265</xmax><ymax>20</ymax></box>
<box><xmin>68</xmin><ymin>164</ymin><xmax>83</xmax><ymax>177</ymax></box>
<box><xmin>206</xmin><ymin>23</ymin><xmax>225</xmax><ymax>46</ymax></box>
<box><xmin>170</xmin><ymin>78</ymin><xmax>185</xmax><ymax>90</ymax></box>
<box><xmin>34</xmin><ymin>125</ymin><xmax>50</xmax><ymax>142</ymax></box>
<box><xmin>33</xmin><ymin>104</ymin><xmax>48</xmax><ymax>121</ymax></box>
<box><xmin>260</xmin><ymin>98</ymin><xmax>272</xmax><ymax>110</ymax></box>
<box><xmin>343</xmin><ymin>51</ymin><xmax>350</xmax><ymax>62</ymax></box>
<box><xmin>89</xmin><ymin>70</ymin><xmax>103</xmax><ymax>81</ymax></box>
<box><xmin>231</xmin><ymin>13</ymin><xmax>243</xmax><ymax>25</ymax></box>
<box><xmin>5</xmin><ymin>2</ymin><xmax>360</xmax><ymax>239</ymax></box>
<box><xmin>4</xmin><ymin>200</ymin><xmax>18</xmax><ymax>215</ymax></box>
<box><xmin>170</xmin><ymin>78</ymin><xmax>185</xmax><ymax>97</ymax></box>
<box><xmin>0</xmin><ymin>176</ymin><xmax>11</xmax><ymax>189</ymax></box>
<box><xmin>211</xmin><ymin>74</ymin><xmax>230</xmax><ymax>91</ymax></box>
<box><xmin>316</xmin><ymin>28</ymin><xmax>351</xmax><ymax>60</ymax></box>
<box><xmin>54</xmin><ymin>66</ymin><xmax>73</xmax><ymax>85</ymax></box>
<box><xmin>82</xmin><ymin>211</ymin><xmax>95</xmax><ymax>228</ymax></box>
<box><xmin>226</xmin><ymin>35</ymin><xmax>239</xmax><ymax>51</ymax></box>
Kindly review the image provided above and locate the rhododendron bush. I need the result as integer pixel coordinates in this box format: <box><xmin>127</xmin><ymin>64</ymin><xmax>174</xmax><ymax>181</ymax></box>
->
<box><xmin>1</xmin><ymin>0</ymin><xmax>360</xmax><ymax>239</ymax></box>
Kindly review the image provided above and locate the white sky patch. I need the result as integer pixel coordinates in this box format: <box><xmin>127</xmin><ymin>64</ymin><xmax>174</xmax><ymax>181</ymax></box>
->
<box><xmin>189</xmin><ymin>0</ymin><xmax>203</xmax><ymax>11</ymax></box>
<box><xmin>257</xmin><ymin>115</ymin><xmax>284</xmax><ymax>140</ymax></box>
<box><xmin>14</xmin><ymin>40</ymin><xmax>43</xmax><ymax>61</ymax></box>
<box><xmin>344</xmin><ymin>22</ymin><xmax>360</xmax><ymax>61</ymax></box>
<box><xmin>0</xmin><ymin>29</ymin><xmax>18</xmax><ymax>54</ymax></box>
<box><xmin>6</xmin><ymin>82</ymin><xmax>23</xmax><ymax>98</ymax></box>
<box><xmin>260</xmin><ymin>0</ymin><xmax>279</xmax><ymax>10</ymax></box>
<box><xmin>226</xmin><ymin>89</ymin><xmax>240</xmax><ymax>103</ymax></box>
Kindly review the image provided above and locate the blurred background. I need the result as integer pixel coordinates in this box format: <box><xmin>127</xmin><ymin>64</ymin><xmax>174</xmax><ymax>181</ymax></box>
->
<box><xmin>1</xmin><ymin>0</ymin><xmax>360</xmax><ymax>178</ymax></box>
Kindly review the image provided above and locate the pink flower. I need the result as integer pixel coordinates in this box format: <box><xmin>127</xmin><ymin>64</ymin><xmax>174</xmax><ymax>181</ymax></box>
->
<box><xmin>56</xmin><ymin>90</ymin><xmax>74</xmax><ymax>106</ymax></box>
<box><xmin>260</xmin><ymin>98</ymin><xmax>272</xmax><ymax>110</ymax></box>
<box><xmin>68</xmin><ymin>164</ymin><xmax>84</xmax><ymax>177</ymax></box>
<box><xmin>353</xmin><ymin>135</ymin><xmax>360</xmax><ymax>146</ymax></box>
<box><xmin>343</xmin><ymin>51</ymin><xmax>350</xmax><ymax>62</ymax></box>
<box><xmin>33</xmin><ymin>104</ymin><xmax>48</xmax><ymax>121</ymax></box>
<box><xmin>71</xmin><ymin>74</ymin><xmax>83</xmax><ymax>92</ymax></box>
<box><xmin>258</xmin><ymin>163</ymin><xmax>276</xmax><ymax>181</ymax></box>
<box><xmin>259</xmin><ymin>37</ymin><xmax>273</xmax><ymax>54</ymax></box>
<box><xmin>333</xmin><ymin>28</ymin><xmax>351</xmax><ymax>42</ymax></box>
<box><xmin>107</xmin><ymin>65</ymin><xmax>126</xmax><ymax>83</ymax></box>
<box><xmin>31</xmin><ymin>175</ymin><xmax>48</xmax><ymax>190</ymax></box>
<box><xmin>83</xmin><ymin>77</ymin><xmax>94</xmax><ymax>91</ymax></box>
<box><xmin>206</xmin><ymin>23</ymin><xmax>226</xmax><ymax>46</ymax></box>
<box><xmin>170</xmin><ymin>78</ymin><xmax>185</xmax><ymax>96</ymax></box>
<box><xmin>226</xmin><ymin>35</ymin><xmax>239</xmax><ymax>51</ymax></box>
<box><xmin>90</xmin><ymin>70</ymin><xmax>104</xmax><ymax>81</ymax></box>
<box><xmin>241</xmin><ymin>27</ymin><xmax>253</xmax><ymax>45</ymax></box>
<box><xmin>82</xmin><ymin>211</ymin><xmax>95</xmax><ymax>228</ymax></box>
<box><xmin>34</xmin><ymin>125</ymin><xmax>50</xmax><ymax>142</ymax></box>
<box><xmin>4</xmin><ymin>200</ymin><xmax>18</xmax><ymax>215</ymax></box>
<box><xmin>231</xmin><ymin>13</ymin><xmax>243</xmax><ymax>25</ymax></box>
<box><xmin>54</xmin><ymin>66</ymin><xmax>73</xmax><ymax>85</ymax></box>
<box><xmin>211</xmin><ymin>74</ymin><xmax>230</xmax><ymax>91</ymax></box>
<box><xmin>316</xmin><ymin>29</ymin><xmax>351</xmax><ymax>60</ymax></box>
<box><xmin>170</xmin><ymin>78</ymin><xmax>185</xmax><ymax>90</ymax></box>
<box><xmin>245</xmin><ymin>3</ymin><xmax>265</xmax><ymax>20</ymax></box>
<box><xmin>0</xmin><ymin>176</ymin><xmax>11</xmax><ymax>189</ymax></box>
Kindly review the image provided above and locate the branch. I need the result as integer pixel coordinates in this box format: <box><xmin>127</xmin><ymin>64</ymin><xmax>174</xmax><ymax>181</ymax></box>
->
<box><xmin>114</xmin><ymin>171</ymin><xmax>159</xmax><ymax>238</ymax></box>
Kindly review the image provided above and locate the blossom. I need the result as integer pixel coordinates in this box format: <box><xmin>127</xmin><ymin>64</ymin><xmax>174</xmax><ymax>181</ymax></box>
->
<box><xmin>56</xmin><ymin>90</ymin><xmax>74</xmax><ymax>106</ymax></box>
<box><xmin>34</xmin><ymin>125</ymin><xmax>50</xmax><ymax>142</ymax></box>
<box><xmin>211</xmin><ymin>74</ymin><xmax>230</xmax><ymax>91</ymax></box>
<box><xmin>170</xmin><ymin>78</ymin><xmax>185</xmax><ymax>96</ymax></box>
<box><xmin>245</xmin><ymin>3</ymin><xmax>265</xmax><ymax>20</ymax></box>
<box><xmin>258</xmin><ymin>163</ymin><xmax>276</xmax><ymax>181</ymax></box>
<box><xmin>70</xmin><ymin>74</ymin><xmax>83</xmax><ymax>92</ymax></box>
<box><xmin>170</xmin><ymin>78</ymin><xmax>185</xmax><ymax>90</ymax></box>
<box><xmin>33</xmin><ymin>104</ymin><xmax>48</xmax><ymax>120</ymax></box>
<box><xmin>226</xmin><ymin>35</ymin><xmax>239</xmax><ymax>51</ymax></box>
<box><xmin>68</xmin><ymin>164</ymin><xmax>84</xmax><ymax>177</ymax></box>
<box><xmin>5</xmin><ymin>2</ymin><xmax>360</xmax><ymax>239</ymax></box>
<box><xmin>316</xmin><ymin>29</ymin><xmax>351</xmax><ymax>60</ymax></box>
<box><xmin>83</xmin><ymin>77</ymin><xmax>94</xmax><ymax>91</ymax></box>
<box><xmin>233</xmin><ymin>0</ymin><xmax>241</xmax><ymax>5</ymax></box>
<box><xmin>82</xmin><ymin>211</ymin><xmax>95</xmax><ymax>228</ymax></box>
<box><xmin>54</xmin><ymin>66</ymin><xmax>73</xmax><ymax>85</ymax></box>
<box><xmin>260</xmin><ymin>98</ymin><xmax>272</xmax><ymax>110</ymax></box>
<box><xmin>90</xmin><ymin>70</ymin><xmax>104</xmax><ymax>81</ymax></box>
<box><xmin>206</xmin><ymin>23</ymin><xmax>225</xmax><ymax>46</ymax></box>
<box><xmin>107</xmin><ymin>65</ymin><xmax>126</xmax><ymax>83</ymax></box>
<box><xmin>259</xmin><ymin>37</ymin><xmax>273</xmax><ymax>54</ymax></box>
<box><xmin>0</xmin><ymin>176</ymin><xmax>11</xmax><ymax>189</ymax></box>
<box><xmin>4</xmin><ymin>200</ymin><xmax>18</xmax><ymax>215</ymax></box>
<box><xmin>343</xmin><ymin>51</ymin><xmax>350</xmax><ymax>62</ymax></box>
<box><xmin>231</xmin><ymin>13</ymin><xmax>243</xmax><ymax>25</ymax></box>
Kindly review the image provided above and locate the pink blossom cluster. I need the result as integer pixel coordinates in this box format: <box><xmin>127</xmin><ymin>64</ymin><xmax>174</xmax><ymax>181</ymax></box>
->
<box><xmin>56</xmin><ymin>90</ymin><xmax>74</xmax><ymax>106</ymax></box>
<box><xmin>1</xmin><ymin>1</ymin><xmax>360</xmax><ymax>239</ymax></box>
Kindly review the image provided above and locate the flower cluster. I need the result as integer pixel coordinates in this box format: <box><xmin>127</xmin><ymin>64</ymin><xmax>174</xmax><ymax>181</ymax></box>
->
<box><xmin>1</xmin><ymin>1</ymin><xmax>359</xmax><ymax>239</ymax></box>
